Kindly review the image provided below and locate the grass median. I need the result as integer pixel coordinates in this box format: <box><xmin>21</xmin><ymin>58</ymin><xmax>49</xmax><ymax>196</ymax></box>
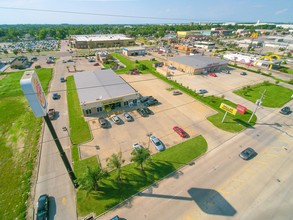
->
<box><xmin>0</xmin><ymin>68</ymin><xmax>52</xmax><ymax>220</ymax></box>
<box><xmin>234</xmin><ymin>81</ymin><xmax>293</xmax><ymax>108</ymax></box>
<box><xmin>74</xmin><ymin>135</ymin><xmax>207</xmax><ymax>216</ymax></box>
<box><xmin>66</xmin><ymin>76</ymin><xmax>92</xmax><ymax>144</ymax></box>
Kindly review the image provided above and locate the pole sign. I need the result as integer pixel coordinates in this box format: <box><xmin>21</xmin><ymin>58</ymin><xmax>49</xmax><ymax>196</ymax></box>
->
<box><xmin>220</xmin><ymin>103</ymin><xmax>237</xmax><ymax>115</ymax></box>
<box><xmin>20</xmin><ymin>70</ymin><xmax>47</xmax><ymax>117</ymax></box>
<box><xmin>236</xmin><ymin>104</ymin><xmax>247</xmax><ymax>114</ymax></box>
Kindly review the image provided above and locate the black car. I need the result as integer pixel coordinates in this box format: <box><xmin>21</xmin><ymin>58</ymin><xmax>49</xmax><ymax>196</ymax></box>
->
<box><xmin>280</xmin><ymin>106</ymin><xmax>291</xmax><ymax>115</ymax></box>
<box><xmin>143</xmin><ymin>107</ymin><xmax>152</xmax><ymax>115</ymax></box>
<box><xmin>98</xmin><ymin>118</ymin><xmax>108</xmax><ymax>128</ymax></box>
<box><xmin>36</xmin><ymin>194</ymin><xmax>49</xmax><ymax>220</ymax></box>
<box><xmin>239</xmin><ymin>148</ymin><xmax>257</xmax><ymax>160</ymax></box>
<box><xmin>137</xmin><ymin>108</ymin><xmax>148</xmax><ymax>117</ymax></box>
<box><xmin>139</xmin><ymin>96</ymin><xmax>153</xmax><ymax>103</ymax></box>
<box><xmin>144</xmin><ymin>99</ymin><xmax>158</xmax><ymax>106</ymax></box>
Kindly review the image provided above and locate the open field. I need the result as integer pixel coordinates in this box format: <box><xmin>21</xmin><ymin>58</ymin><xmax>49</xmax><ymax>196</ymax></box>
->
<box><xmin>0</xmin><ymin>68</ymin><xmax>52</xmax><ymax>220</ymax></box>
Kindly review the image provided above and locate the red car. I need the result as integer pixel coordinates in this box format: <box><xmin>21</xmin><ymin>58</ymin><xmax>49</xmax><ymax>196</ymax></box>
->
<box><xmin>48</xmin><ymin>108</ymin><xmax>55</xmax><ymax>120</ymax></box>
<box><xmin>208</xmin><ymin>73</ymin><xmax>217</xmax><ymax>77</ymax></box>
<box><xmin>173</xmin><ymin>126</ymin><xmax>187</xmax><ymax>138</ymax></box>
<box><xmin>93</xmin><ymin>63</ymin><xmax>100</xmax><ymax>66</ymax></box>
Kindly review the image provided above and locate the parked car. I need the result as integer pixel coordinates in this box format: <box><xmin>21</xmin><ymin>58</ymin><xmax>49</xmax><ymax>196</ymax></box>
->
<box><xmin>60</xmin><ymin>77</ymin><xmax>66</xmax><ymax>83</ymax></box>
<box><xmin>48</xmin><ymin>109</ymin><xmax>55</xmax><ymax>120</ymax></box>
<box><xmin>196</xmin><ymin>89</ymin><xmax>208</xmax><ymax>94</ymax></box>
<box><xmin>132</xmin><ymin>143</ymin><xmax>143</xmax><ymax>150</ymax></box>
<box><xmin>208</xmin><ymin>73</ymin><xmax>217</xmax><ymax>77</ymax></box>
<box><xmin>36</xmin><ymin>194</ymin><xmax>49</xmax><ymax>220</ymax></box>
<box><xmin>240</xmin><ymin>71</ymin><xmax>247</xmax><ymax>75</ymax></box>
<box><xmin>52</xmin><ymin>92</ymin><xmax>59</xmax><ymax>100</ymax></box>
<box><xmin>239</xmin><ymin>147</ymin><xmax>257</xmax><ymax>160</ymax></box>
<box><xmin>110</xmin><ymin>216</ymin><xmax>120</xmax><ymax>220</ymax></box>
<box><xmin>173</xmin><ymin>126</ymin><xmax>187</xmax><ymax>138</ymax></box>
<box><xmin>222</xmin><ymin>69</ymin><xmax>230</xmax><ymax>74</ymax></box>
<box><xmin>139</xmin><ymin>96</ymin><xmax>153</xmax><ymax>103</ymax></box>
<box><xmin>137</xmin><ymin>108</ymin><xmax>148</xmax><ymax>117</ymax></box>
<box><xmin>143</xmin><ymin>107</ymin><xmax>152</xmax><ymax>115</ymax></box>
<box><xmin>144</xmin><ymin>99</ymin><xmax>158</xmax><ymax>106</ymax></box>
<box><xmin>93</xmin><ymin>63</ymin><xmax>100</xmax><ymax>66</ymax></box>
<box><xmin>62</xmin><ymin>60</ymin><xmax>67</xmax><ymax>63</ymax></box>
<box><xmin>280</xmin><ymin>106</ymin><xmax>291</xmax><ymax>115</ymax></box>
<box><xmin>67</xmin><ymin>59</ymin><xmax>74</xmax><ymax>62</ymax></box>
<box><xmin>150</xmin><ymin>135</ymin><xmax>164</xmax><ymax>151</ymax></box>
<box><xmin>98</xmin><ymin>118</ymin><xmax>108</xmax><ymax>128</ymax></box>
<box><xmin>123</xmin><ymin>112</ymin><xmax>133</xmax><ymax>121</ymax></box>
<box><xmin>168</xmin><ymin>66</ymin><xmax>176</xmax><ymax>70</ymax></box>
<box><xmin>172</xmin><ymin>90</ymin><xmax>182</xmax><ymax>95</ymax></box>
<box><xmin>111</xmin><ymin>115</ymin><xmax>121</xmax><ymax>124</ymax></box>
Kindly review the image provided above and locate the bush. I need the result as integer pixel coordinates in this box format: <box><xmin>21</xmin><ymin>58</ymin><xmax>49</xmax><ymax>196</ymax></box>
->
<box><xmin>275</xmin><ymin>80</ymin><xmax>280</xmax><ymax>85</ymax></box>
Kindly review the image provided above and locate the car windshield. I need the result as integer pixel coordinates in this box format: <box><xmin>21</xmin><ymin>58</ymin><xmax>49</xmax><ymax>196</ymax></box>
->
<box><xmin>155</xmin><ymin>141</ymin><xmax>161</xmax><ymax>146</ymax></box>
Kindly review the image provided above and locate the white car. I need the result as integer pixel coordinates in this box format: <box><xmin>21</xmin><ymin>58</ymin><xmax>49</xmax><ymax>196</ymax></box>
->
<box><xmin>196</xmin><ymin>89</ymin><xmax>208</xmax><ymax>94</ymax></box>
<box><xmin>123</xmin><ymin>112</ymin><xmax>133</xmax><ymax>122</ymax></box>
<box><xmin>111</xmin><ymin>115</ymin><xmax>120</xmax><ymax>124</ymax></box>
<box><xmin>132</xmin><ymin>143</ymin><xmax>143</xmax><ymax>150</ymax></box>
<box><xmin>150</xmin><ymin>135</ymin><xmax>164</xmax><ymax>151</ymax></box>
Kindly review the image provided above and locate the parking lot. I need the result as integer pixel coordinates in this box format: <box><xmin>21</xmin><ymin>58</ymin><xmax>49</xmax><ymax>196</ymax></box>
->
<box><xmin>79</xmin><ymin>73</ymin><xmax>236</xmax><ymax>167</ymax></box>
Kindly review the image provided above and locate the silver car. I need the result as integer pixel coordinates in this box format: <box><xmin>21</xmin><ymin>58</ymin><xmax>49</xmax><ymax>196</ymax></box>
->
<box><xmin>111</xmin><ymin>115</ymin><xmax>120</xmax><ymax>124</ymax></box>
<box><xmin>123</xmin><ymin>112</ymin><xmax>133</xmax><ymax>121</ymax></box>
<box><xmin>132</xmin><ymin>143</ymin><xmax>143</xmax><ymax>150</ymax></box>
<box><xmin>196</xmin><ymin>89</ymin><xmax>208</xmax><ymax>94</ymax></box>
<box><xmin>150</xmin><ymin>135</ymin><xmax>164</xmax><ymax>151</ymax></box>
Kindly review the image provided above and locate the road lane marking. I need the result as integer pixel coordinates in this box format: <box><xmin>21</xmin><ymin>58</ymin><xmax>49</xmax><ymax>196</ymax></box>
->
<box><xmin>62</xmin><ymin>196</ymin><xmax>67</xmax><ymax>206</ymax></box>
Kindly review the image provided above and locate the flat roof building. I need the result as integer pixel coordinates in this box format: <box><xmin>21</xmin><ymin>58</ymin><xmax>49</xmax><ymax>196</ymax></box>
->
<box><xmin>193</xmin><ymin>41</ymin><xmax>216</xmax><ymax>50</ymax></box>
<box><xmin>74</xmin><ymin>69</ymin><xmax>139</xmax><ymax>116</ymax></box>
<box><xmin>168</xmin><ymin>55</ymin><xmax>228</xmax><ymax>74</ymax></box>
<box><xmin>122</xmin><ymin>46</ymin><xmax>146</xmax><ymax>56</ymax></box>
<box><xmin>70</xmin><ymin>34</ymin><xmax>135</xmax><ymax>49</ymax></box>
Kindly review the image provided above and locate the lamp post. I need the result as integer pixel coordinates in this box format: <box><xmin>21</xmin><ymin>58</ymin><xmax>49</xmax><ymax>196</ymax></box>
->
<box><xmin>63</xmin><ymin>126</ymin><xmax>73</xmax><ymax>145</ymax></box>
<box><xmin>146</xmin><ymin>132</ymin><xmax>152</xmax><ymax>149</ymax></box>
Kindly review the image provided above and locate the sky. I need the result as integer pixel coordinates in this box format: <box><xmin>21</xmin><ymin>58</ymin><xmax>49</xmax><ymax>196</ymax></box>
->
<box><xmin>0</xmin><ymin>0</ymin><xmax>292</xmax><ymax>24</ymax></box>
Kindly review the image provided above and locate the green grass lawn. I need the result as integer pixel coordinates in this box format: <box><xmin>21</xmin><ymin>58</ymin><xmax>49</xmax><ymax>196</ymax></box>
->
<box><xmin>111</xmin><ymin>54</ymin><xmax>257</xmax><ymax>132</ymax></box>
<box><xmin>234</xmin><ymin>82</ymin><xmax>293</xmax><ymax>108</ymax></box>
<box><xmin>66</xmin><ymin>76</ymin><xmax>92</xmax><ymax>144</ymax></box>
<box><xmin>0</xmin><ymin>68</ymin><xmax>52</xmax><ymax>220</ymax></box>
<box><xmin>75</xmin><ymin>135</ymin><xmax>207</xmax><ymax>216</ymax></box>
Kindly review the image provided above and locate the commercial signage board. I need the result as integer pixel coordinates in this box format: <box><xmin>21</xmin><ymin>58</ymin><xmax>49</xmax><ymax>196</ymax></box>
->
<box><xmin>220</xmin><ymin>103</ymin><xmax>237</xmax><ymax>115</ymax></box>
<box><xmin>236</xmin><ymin>104</ymin><xmax>247</xmax><ymax>114</ymax></box>
<box><xmin>20</xmin><ymin>70</ymin><xmax>47</xmax><ymax>117</ymax></box>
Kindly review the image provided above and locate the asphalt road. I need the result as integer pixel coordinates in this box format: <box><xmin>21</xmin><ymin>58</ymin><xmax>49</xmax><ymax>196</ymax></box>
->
<box><xmin>99</xmin><ymin>101</ymin><xmax>293</xmax><ymax>220</ymax></box>
<box><xmin>34</xmin><ymin>42</ymin><xmax>77</xmax><ymax>220</ymax></box>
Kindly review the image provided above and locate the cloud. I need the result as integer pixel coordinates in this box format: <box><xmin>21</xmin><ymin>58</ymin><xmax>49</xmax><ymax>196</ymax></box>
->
<box><xmin>275</xmin><ymin>8</ymin><xmax>288</xmax><ymax>15</ymax></box>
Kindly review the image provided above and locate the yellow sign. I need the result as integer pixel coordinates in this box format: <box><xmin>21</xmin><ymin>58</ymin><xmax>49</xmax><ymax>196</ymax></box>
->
<box><xmin>220</xmin><ymin>103</ymin><xmax>237</xmax><ymax>115</ymax></box>
<box><xmin>250</xmin><ymin>32</ymin><xmax>259</xmax><ymax>39</ymax></box>
<box><xmin>102</xmin><ymin>98</ymin><xmax>123</xmax><ymax>106</ymax></box>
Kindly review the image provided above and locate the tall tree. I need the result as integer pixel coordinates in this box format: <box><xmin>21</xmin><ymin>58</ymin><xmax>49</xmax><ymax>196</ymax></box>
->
<box><xmin>106</xmin><ymin>151</ymin><xmax>125</xmax><ymax>181</ymax></box>
<box><xmin>12</xmin><ymin>49</ymin><xmax>18</xmax><ymax>56</ymax></box>
<box><xmin>3</xmin><ymin>50</ymin><xmax>8</xmax><ymax>57</ymax></box>
<box><xmin>78</xmin><ymin>166</ymin><xmax>108</xmax><ymax>192</ymax></box>
<box><xmin>131</xmin><ymin>148</ymin><xmax>151</xmax><ymax>171</ymax></box>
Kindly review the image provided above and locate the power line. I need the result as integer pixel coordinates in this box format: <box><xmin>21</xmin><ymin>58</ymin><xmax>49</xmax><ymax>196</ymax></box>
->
<box><xmin>0</xmin><ymin>6</ymin><xmax>198</xmax><ymax>22</ymax></box>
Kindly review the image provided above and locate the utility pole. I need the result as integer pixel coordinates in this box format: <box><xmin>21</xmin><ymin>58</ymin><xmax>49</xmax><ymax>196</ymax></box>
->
<box><xmin>248</xmin><ymin>89</ymin><xmax>266</xmax><ymax>123</ymax></box>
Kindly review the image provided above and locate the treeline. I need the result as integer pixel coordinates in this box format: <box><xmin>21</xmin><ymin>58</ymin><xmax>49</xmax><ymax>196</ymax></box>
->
<box><xmin>0</xmin><ymin>23</ymin><xmax>277</xmax><ymax>42</ymax></box>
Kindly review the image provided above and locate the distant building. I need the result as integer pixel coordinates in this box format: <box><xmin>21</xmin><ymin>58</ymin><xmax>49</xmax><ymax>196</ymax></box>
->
<box><xmin>95</xmin><ymin>50</ymin><xmax>110</xmax><ymax>63</ymax></box>
<box><xmin>74</xmin><ymin>69</ymin><xmax>139</xmax><ymax>116</ymax></box>
<box><xmin>193</xmin><ymin>41</ymin><xmax>216</xmax><ymax>50</ymax></box>
<box><xmin>167</xmin><ymin>54</ymin><xmax>228</xmax><ymax>74</ymax></box>
<box><xmin>122</xmin><ymin>46</ymin><xmax>146</xmax><ymax>56</ymax></box>
<box><xmin>257</xmin><ymin>36</ymin><xmax>293</xmax><ymax>50</ymax></box>
<box><xmin>177</xmin><ymin>31</ymin><xmax>203</xmax><ymax>39</ymax></box>
<box><xmin>10</xmin><ymin>56</ymin><xmax>30</xmax><ymax>69</ymax></box>
<box><xmin>70</xmin><ymin>34</ymin><xmax>135</xmax><ymax>49</ymax></box>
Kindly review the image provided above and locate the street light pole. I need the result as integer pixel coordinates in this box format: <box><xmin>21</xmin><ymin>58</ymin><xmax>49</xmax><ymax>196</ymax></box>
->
<box><xmin>63</xmin><ymin>126</ymin><xmax>73</xmax><ymax>145</ymax></box>
<box><xmin>146</xmin><ymin>132</ymin><xmax>152</xmax><ymax>149</ymax></box>
<box><xmin>248</xmin><ymin>89</ymin><xmax>266</xmax><ymax>123</ymax></box>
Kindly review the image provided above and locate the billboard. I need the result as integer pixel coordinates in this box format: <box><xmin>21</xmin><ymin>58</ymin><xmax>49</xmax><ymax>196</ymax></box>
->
<box><xmin>20</xmin><ymin>70</ymin><xmax>47</xmax><ymax>117</ymax></box>
<box><xmin>236</xmin><ymin>104</ymin><xmax>247</xmax><ymax>114</ymax></box>
<box><xmin>220</xmin><ymin>103</ymin><xmax>237</xmax><ymax>115</ymax></box>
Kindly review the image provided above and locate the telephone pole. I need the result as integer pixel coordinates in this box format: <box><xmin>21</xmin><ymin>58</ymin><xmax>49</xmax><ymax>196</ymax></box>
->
<box><xmin>248</xmin><ymin>89</ymin><xmax>266</xmax><ymax>123</ymax></box>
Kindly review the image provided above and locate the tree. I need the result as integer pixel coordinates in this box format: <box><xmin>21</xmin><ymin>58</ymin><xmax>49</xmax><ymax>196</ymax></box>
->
<box><xmin>12</xmin><ymin>49</ymin><xmax>18</xmax><ymax>56</ymax></box>
<box><xmin>3</xmin><ymin>50</ymin><xmax>8</xmax><ymax>57</ymax></box>
<box><xmin>27</xmin><ymin>48</ymin><xmax>33</xmax><ymax>55</ymax></box>
<box><xmin>106</xmin><ymin>151</ymin><xmax>125</xmax><ymax>181</ymax></box>
<box><xmin>78</xmin><ymin>166</ymin><xmax>108</xmax><ymax>192</ymax></box>
<box><xmin>131</xmin><ymin>148</ymin><xmax>151</xmax><ymax>171</ymax></box>
<box><xmin>36</xmin><ymin>49</ymin><xmax>41</xmax><ymax>55</ymax></box>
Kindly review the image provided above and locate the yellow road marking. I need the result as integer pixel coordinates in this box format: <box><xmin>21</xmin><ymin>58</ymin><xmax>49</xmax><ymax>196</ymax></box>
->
<box><xmin>62</xmin><ymin>196</ymin><xmax>66</xmax><ymax>205</ymax></box>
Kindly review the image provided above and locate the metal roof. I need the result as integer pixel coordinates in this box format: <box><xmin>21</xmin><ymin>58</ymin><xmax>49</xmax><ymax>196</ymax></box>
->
<box><xmin>74</xmin><ymin>69</ymin><xmax>137</xmax><ymax>104</ymax></box>
<box><xmin>70</xmin><ymin>34</ymin><xmax>133</xmax><ymax>42</ymax></box>
<box><xmin>122</xmin><ymin>46</ymin><xmax>146</xmax><ymax>51</ymax></box>
<box><xmin>169</xmin><ymin>55</ymin><xmax>228</xmax><ymax>69</ymax></box>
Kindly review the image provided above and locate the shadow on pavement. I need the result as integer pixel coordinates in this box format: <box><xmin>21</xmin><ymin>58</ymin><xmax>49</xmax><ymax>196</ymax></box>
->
<box><xmin>188</xmin><ymin>187</ymin><xmax>237</xmax><ymax>216</ymax></box>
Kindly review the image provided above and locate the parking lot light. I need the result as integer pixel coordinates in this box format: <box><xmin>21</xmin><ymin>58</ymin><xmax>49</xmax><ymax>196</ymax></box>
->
<box><xmin>146</xmin><ymin>132</ymin><xmax>152</xmax><ymax>149</ymax></box>
<box><xmin>63</xmin><ymin>126</ymin><xmax>73</xmax><ymax>145</ymax></box>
